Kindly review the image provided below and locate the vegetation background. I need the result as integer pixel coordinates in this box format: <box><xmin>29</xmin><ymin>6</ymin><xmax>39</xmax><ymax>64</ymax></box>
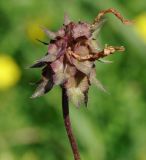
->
<box><xmin>0</xmin><ymin>0</ymin><xmax>146</xmax><ymax>160</ymax></box>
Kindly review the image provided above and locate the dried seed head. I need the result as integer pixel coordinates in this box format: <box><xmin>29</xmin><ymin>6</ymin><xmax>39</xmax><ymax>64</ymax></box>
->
<box><xmin>30</xmin><ymin>8</ymin><xmax>131</xmax><ymax>107</ymax></box>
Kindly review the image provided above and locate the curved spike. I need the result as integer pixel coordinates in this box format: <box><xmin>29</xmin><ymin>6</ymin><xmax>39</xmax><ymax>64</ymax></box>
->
<box><xmin>90</xmin><ymin>68</ymin><xmax>108</xmax><ymax>93</ymax></box>
<box><xmin>98</xmin><ymin>59</ymin><xmax>113</xmax><ymax>64</ymax></box>
<box><xmin>36</xmin><ymin>39</ymin><xmax>48</xmax><ymax>45</ymax></box>
<box><xmin>64</xmin><ymin>13</ymin><xmax>71</xmax><ymax>25</ymax></box>
<box><xmin>40</xmin><ymin>26</ymin><xmax>56</xmax><ymax>39</ymax></box>
<box><xmin>92</xmin><ymin>77</ymin><xmax>108</xmax><ymax>93</ymax></box>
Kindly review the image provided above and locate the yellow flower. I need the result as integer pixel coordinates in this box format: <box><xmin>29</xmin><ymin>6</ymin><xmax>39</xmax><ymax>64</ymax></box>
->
<box><xmin>0</xmin><ymin>55</ymin><xmax>21</xmax><ymax>90</ymax></box>
<box><xmin>135</xmin><ymin>13</ymin><xmax>146</xmax><ymax>42</ymax></box>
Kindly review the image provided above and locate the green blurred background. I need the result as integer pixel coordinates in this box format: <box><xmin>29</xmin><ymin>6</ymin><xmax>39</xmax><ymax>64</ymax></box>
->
<box><xmin>0</xmin><ymin>0</ymin><xmax>146</xmax><ymax>160</ymax></box>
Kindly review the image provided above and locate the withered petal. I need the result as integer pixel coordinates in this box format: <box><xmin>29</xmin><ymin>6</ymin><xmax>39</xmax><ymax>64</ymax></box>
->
<box><xmin>72</xmin><ymin>58</ymin><xmax>93</xmax><ymax>75</ymax></box>
<box><xmin>40</xmin><ymin>26</ymin><xmax>56</xmax><ymax>39</ymax></box>
<box><xmin>37</xmin><ymin>48</ymin><xmax>62</xmax><ymax>63</ymax></box>
<box><xmin>37</xmin><ymin>54</ymin><xmax>57</xmax><ymax>63</ymax></box>
<box><xmin>50</xmin><ymin>58</ymin><xmax>65</xmax><ymax>85</ymax></box>
<box><xmin>48</xmin><ymin>43</ymin><xmax>58</xmax><ymax>55</ymax></box>
<box><xmin>57</xmin><ymin>28</ymin><xmax>65</xmax><ymax>37</ymax></box>
<box><xmin>77</xmin><ymin>74</ymin><xmax>89</xmax><ymax>107</ymax></box>
<box><xmin>31</xmin><ymin>65</ymin><xmax>54</xmax><ymax>98</ymax></box>
<box><xmin>37</xmin><ymin>44</ymin><xmax>61</xmax><ymax>62</ymax></box>
<box><xmin>50</xmin><ymin>58</ymin><xmax>64</xmax><ymax>73</ymax></box>
<box><xmin>31</xmin><ymin>79</ymin><xmax>53</xmax><ymax>98</ymax></box>
<box><xmin>67</xmin><ymin>87</ymin><xmax>85</xmax><ymax>107</ymax></box>
<box><xmin>72</xmin><ymin>23</ymin><xmax>91</xmax><ymax>39</ymax></box>
<box><xmin>74</xmin><ymin>45</ymin><xmax>89</xmax><ymax>56</ymax></box>
<box><xmin>77</xmin><ymin>74</ymin><xmax>89</xmax><ymax>93</ymax></box>
<box><xmin>53</xmin><ymin>72</ymin><xmax>65</xmax><ymax>85</ymax></box>
<box><xmin>65</xmin><ymin>64</ymin><xmax>77</xmax><ymax>78</ymax></box>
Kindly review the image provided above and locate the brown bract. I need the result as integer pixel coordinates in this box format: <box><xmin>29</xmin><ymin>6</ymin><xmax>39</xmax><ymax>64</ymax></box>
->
<box><xmin>30</xmin><ymin>8</ymin><xmax>131</xmax><ymax>107</ymax></box>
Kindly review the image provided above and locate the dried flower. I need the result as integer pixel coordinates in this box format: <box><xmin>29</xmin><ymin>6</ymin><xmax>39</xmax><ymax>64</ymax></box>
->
<box><xmin>30</xmin><ymin>8</ymin><xmax>131</xmax><ymax>107</ymax></box>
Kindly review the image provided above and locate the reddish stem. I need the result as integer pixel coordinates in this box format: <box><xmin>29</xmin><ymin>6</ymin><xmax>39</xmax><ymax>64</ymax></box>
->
<box><xmin>62</xmin><ymin>87</ymin><xmax>81</xmax><ymax>160</ymax></box>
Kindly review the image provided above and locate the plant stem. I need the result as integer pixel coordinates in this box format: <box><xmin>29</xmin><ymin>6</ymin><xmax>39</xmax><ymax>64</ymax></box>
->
<box><xmin>62</xmin><ymin>87</ymin><xmax>81</xmax><ymax>160</ymax></box>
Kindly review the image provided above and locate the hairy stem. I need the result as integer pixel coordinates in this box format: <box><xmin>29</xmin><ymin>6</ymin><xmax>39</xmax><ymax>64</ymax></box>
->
<box><xmin>62</xmin><ymin>87</ymin><xmax>81</xmax><ymax>160</ymax></box>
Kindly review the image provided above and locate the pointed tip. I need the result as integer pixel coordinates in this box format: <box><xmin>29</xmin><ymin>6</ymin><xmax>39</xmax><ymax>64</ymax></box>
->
<box><xmin>64</xmin><ymin>12</ymin><xmax>71</xmax><ymax>25</ymax></box>
<box><xmin>30</xmin><ymin>90</ymin><xmax>43</xmax><ymax>99</ymax></box>
<box><xmin>40</xmin><ymin>26</ymin><xmax>56</xmax><ymax>39</ymax></box>
<box><xmin>30</xmin><ymin>93</ymin><xmax>37</xmax><ymax>99</ymax></box>
<box><xmin>30</xmin><ymin>94</ymin><xmax>41</xmax><ymax>99</ymax></box>
<box><xmin>30</xmin><ymin>90</ymin><xmax>42</xmax><ymax>98</ymax></box>
<box><xmin>95</xmin><ymin>80</ymin><xmax>108</xmax><ymax>93</ymax></box>
<box><xmin>29</xmin><ymin>61</ymin><xmax>46</xmax><ymax>68</ymax></box>
<box><xmin>30</xmin><ymin>95</ymin><xmax>35</xmax><ymax>99</ymax></box>
<box><xmin>91</xmin><ymin>76</ymin><xmax>109</xmax><ymax>94</ymax></box>
<box><xmin>102</xmin><ymin>87</ymin><xmax>109</xmax><ymax>94</ymax></box>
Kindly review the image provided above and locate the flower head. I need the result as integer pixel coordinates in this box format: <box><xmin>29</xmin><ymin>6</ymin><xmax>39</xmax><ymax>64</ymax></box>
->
<box><xmin>30</xmin><ymin>9</ymin><xmax>131</xmax><ymax>107</ymax></box>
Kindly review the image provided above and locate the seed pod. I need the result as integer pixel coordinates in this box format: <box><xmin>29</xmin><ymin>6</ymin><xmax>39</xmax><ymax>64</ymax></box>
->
<box><xmin>30</xmin><ymin>9</ymin><xmax>131</xmax><ymax>107</ymax></box>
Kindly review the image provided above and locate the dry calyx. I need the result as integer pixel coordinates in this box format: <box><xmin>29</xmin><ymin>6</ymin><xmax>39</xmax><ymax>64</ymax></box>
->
<box><xmin>30</xmin><ymin>8</ymin><xmax>131</xmax><ymax>107</ymax></box>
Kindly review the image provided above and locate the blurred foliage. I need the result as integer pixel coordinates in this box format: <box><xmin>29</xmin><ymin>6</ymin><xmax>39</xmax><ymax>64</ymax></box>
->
<box><xmin>0</xmin><ymin>0</ymin><xmax>146</xmax><ymax>160</ymax></box>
